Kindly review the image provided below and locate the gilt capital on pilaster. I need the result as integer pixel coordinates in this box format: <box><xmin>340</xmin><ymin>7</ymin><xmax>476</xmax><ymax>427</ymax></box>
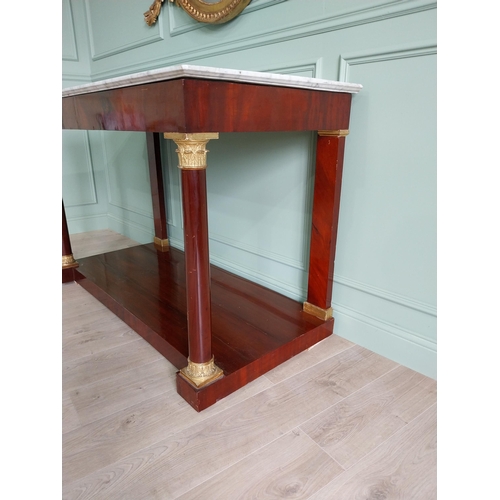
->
<box><xmin>164</xmin><ymin>132</ymin><xmax>219</xmax><ymax>170</ymax></box>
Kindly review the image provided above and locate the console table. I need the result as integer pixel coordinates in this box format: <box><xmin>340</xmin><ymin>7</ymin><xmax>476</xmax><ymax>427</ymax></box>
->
<box><xmin>62</xmin><ymin>65</ymin><xmax>361</xmax><ymax>411</ymax></box>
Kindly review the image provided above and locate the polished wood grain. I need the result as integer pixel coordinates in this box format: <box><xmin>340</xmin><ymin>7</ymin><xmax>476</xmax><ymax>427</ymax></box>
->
<box><xmin>62</xmin><ymin>200</ymin><xmax>78</xmax><ymax>282</ymax></box>
<box><xmin>62</xmin><ymin>231</ymin><xmax>437</xmax><ymax>499</ymax></box>
<box><xmin>62</xmin><ymin>200</ymin><xmax>73</xmax><ymax>258</ymax></box>
<box><xmin>306</xmin><ymin>134</ymin><xmax>346</xmax><ymax>310</ymax></box>
<box><xmin>73</xmin><ymin>242</ymin><xmax>330</xmax><ymax>410</ymax></box>
<box><xmin>181</xmin><ymin>168</ymin><xmax>212</xmax><ymax>365</ymax></box>
<box><xmin>146</xmin><ymin>132</ymin><xmax>169</xmax><ymax>246</ymax></box>
<box><xmin>63</xmin><ymin>75</ymin><xmax>353</xmax><ymax>409</ymax></box>
<box><xmin>62</xmin><ymin>79</ymin><xmax>352</xmax><ymax>133</ymax></box>
<box><xmin>265</xmin><ymin>333</ymin><xmax>354</xmax><ymax>385</ymax></box>
<box><xmin>70</xmin><ymin>229</ymin><xmax>141</xmax><ymax>260</ymax></box>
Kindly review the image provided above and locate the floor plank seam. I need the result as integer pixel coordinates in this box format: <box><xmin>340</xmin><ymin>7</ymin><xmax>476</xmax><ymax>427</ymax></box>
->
<box><xmin>334</xmin><ymin>401</ymin><xmax>437</xmax><ymax>475</ymax></box>
<box><xmin>264</xmin><ymin>342</ymin><xmax>359</xmax><ymax>388</ymax></box>
<box><xmin>62</xmin><ymin>231</ymin><xmax>437</xmax><ymax>499</ymax></box>
<box><xmin>296</xmin><ymin>429</ymin><xmax>348</xmax><ymax>499</ymax></box>
<box><xmin>294</xmin><ymin>362</ymin><xmax>401</xmax><ymax>437</ymax></box>
<box><xmin>172</xmin><ymin>427</ymin><xmax>323</xmax><ymax>500</ymax></box>
<box><xmin>299</xmin><ymin>427</ymin><xmax>346</xmax><ymax>471</ymax></box>
<box><xmin>62</xmin><ymin>377</ymin><xmax>279</xmax><ymax>488</ymax></box>
<box><xmin>392</xmin><ymin>399</ymin><xmax>437</xmax><ymax>432</ymax></box>
<box><xmin>62</xmin><ymin>386</ymin><xmax>179</xmax><ymax>437</ymax></box>
<box><xmin>63</xmin><ymin>411</ymin><xmax>269</xmax><ymax>495</ymax></box>
<box><xmin>62</xmin><ymin>354</ymin><xmax>169</xmax><ymax>395</ymax></box>
<box><xmin>62</xmin><ymin>335</ymin><xmax>145</xmax><ymax>364</ymax></box>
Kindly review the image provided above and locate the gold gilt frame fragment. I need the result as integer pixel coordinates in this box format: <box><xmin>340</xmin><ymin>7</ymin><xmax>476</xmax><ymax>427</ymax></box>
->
<box><xmin>145</xmin><ymin>0</ymin><xmax>252</xmax><ymax>26</ymax></box>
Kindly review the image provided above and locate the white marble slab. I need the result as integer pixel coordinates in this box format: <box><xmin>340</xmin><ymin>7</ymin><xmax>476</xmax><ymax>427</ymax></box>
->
<box><xmin>62</xmin><ymin>64</ymin><xmax>362</xmax><ymax>97</ymax></box>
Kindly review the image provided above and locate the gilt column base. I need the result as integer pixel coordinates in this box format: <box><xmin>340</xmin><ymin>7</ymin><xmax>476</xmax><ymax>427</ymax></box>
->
<box><xmin>303</xmin><ymin>301</ymin><xmax>333</xmax><ymax>321</ymax></box>
<box><xmin>179</xmin><ymin>357</ymin><xmax>224</xmax><ymax>388</ymax></box>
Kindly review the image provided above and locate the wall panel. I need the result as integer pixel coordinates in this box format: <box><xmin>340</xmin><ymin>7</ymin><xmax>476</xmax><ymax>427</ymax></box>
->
<box><xmin>85</xmin><ymin>0</ymin><xmax>164</xmax><ymax>60</ymax></box>
<box><xmin>62</xmin><ymin>0</ymin><xmax>78</xmax><ymax>61</ymax></box>
<box><xmin>62</xmin><ymin>0</ymin><xmax>437</xmax><ymax>378</ymax></box>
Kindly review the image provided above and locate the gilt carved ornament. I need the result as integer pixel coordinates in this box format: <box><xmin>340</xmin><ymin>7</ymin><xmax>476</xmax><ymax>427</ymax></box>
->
<box><xmin>145</xmin><ymin>0</ymin><xmax>251</xmax><ymax>26</ymax></box>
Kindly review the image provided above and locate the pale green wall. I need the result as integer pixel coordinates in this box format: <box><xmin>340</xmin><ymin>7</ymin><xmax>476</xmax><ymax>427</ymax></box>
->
<box><xmin>62</xmin><ymin>0</ymin><xmax>437</xmax><ymax>378</ymax></box>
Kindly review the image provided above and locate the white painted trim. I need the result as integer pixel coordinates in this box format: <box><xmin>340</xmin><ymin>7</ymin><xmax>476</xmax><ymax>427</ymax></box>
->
<box><xmin>333</xmin><ymin>304</ymin><xmax>436</xmax><ymax>379</ymax></box>
<box><xmin>339</xmin><ymin>42</ymin><xmax>437</xmax><ymax>81</ymax></box>
<box><xmin>107</xmin><ymin>214</ymin><xmax>155</xmax><ymax>243</ymax></box>
<box><xmin>334</xmin><ymin>301</ymin><xmax>436</xmax><ymax>350</ymax></box>
<box><xmin>66</xmin><ymin>213</ymin><xmax>108</xmax><ymax>234</ymax></box>
<box><xmin>334</xmin><ymin>274</ymin><xmax>436</xmax><ymax>317</ymax></box>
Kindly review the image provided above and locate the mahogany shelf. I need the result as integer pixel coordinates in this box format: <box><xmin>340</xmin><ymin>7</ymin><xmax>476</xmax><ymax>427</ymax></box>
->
<box><xmin>74</xmin><ymin>244</ymin><xmax>333</xmax><ymax>411</ymax></box>
<box><xmin>62</xmin><ymin>65</ymin><xmax>360</xmax><ymax>411</ymax></box>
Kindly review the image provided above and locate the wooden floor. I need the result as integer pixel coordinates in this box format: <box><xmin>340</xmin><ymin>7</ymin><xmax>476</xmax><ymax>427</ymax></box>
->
<box><xmin>62</xmin><ymin>230</ymin><xmax>437</xmax><ymax>500</ymax></box>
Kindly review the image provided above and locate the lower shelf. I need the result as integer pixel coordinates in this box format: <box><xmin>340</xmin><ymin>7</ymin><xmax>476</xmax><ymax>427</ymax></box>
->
<box><xmin>72</xmin><ymin>243</ymin><xmax>333</xmax><ymax>411</ymax></box>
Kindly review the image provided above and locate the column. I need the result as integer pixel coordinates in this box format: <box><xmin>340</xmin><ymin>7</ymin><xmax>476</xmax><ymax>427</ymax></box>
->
<box><xmin>304</xmin><ymin>130</ymin><xmax>349</xmax><ymax>321</ymax></box>
<box><xmin>146</xmin><ymin>132</ymin><xmax>169</xmax><ymax>251</ymax></box>
<box><xmin>164</xmin><ymin>132</ymin><xmax>223</xmax><ymax>388</ymax></box>
<box><xmin>62</xmin><ymin>200</ymin><xmax>78</xmax><ymax>282</ymax></box>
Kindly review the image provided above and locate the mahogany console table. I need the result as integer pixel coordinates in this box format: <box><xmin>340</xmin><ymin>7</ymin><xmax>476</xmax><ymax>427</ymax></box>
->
<box><xmin>62</xmin><ymin>65</ymin><xmax>361</xmax><ymax>411</ymax></box>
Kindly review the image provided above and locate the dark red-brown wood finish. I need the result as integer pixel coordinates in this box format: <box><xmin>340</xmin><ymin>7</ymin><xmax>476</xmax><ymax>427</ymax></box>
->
<box><xmin>62</xmin><ymin>74</ymin><xmax>354</xmax><ymax>411</ymax></box>
<box><xmin>146</xmin><ymin>132</ymin><xmax>169</xmax><ymax>245</ymax></box>
<box><xmin>74</xmin><ymin>245</ymin><xmax>330</xmax><ymax>411</ymax></box>
<box><xmin>62</xmin><ymin>200</ymin><xmax>77</xmax><ymax>283</ymax></box>
<box><xmin>181</xmin><ymin>169</ymin><xmax>213</xmax><ymax>365</ymax></box>
<box><xmin>62</xmin><ymin>79</ymin><xmax>351</xmax><ymax>133</ymax></box>
<box><xmin>306</xmin><ymin>134</ymin><xmax>347</xmax><ymax>310</ymax></box>
<box><xmin>62</xmin><ymin>200</ymin><xmax>73</xmax><ymax>258</ymax></box>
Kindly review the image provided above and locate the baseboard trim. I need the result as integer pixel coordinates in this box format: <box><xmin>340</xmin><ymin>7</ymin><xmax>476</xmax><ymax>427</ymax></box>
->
<box><xmin>333</xmin><ymin>304</ymin><xmax>436</xmax><ymax>379</ymax></box>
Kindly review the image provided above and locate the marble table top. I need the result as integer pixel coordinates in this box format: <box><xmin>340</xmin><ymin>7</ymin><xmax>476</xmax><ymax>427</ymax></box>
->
<box><xmin>62</xmin><ymin>64</ymin><xmax>362</xmax><ymax>98</ymax></box>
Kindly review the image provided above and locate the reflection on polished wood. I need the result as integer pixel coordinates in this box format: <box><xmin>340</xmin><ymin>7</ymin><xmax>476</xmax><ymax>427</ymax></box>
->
<box><xmin>62</xmin><ymin>67</ymin><xmax>357</xmax><ymax>410</ymax></box>
<box><xmin>305</xmin><ymin>132</ymin><xmax>347</xmax><ymax>313</ymax></box>
<box><xmin>153</xmin><ymin>236</ymin><xmax>169</xmax><ymax>251</ymax></box>
<box><xmin>62</xmin><ymin>250</ymin><xmax>436</xmax><ymax>499</ymax></box>
<box><xmin>62</xmin><ymin>200</ymin><xmax>78</xmax><ymax>283</ymax></box>
<box><xmin>146</xmin><ymin>131</ymin><xmax>169</xmax><ymax>250</ymax></box>
<box><xmin>165</xmin><ymin>132</ymin><xmax>223</xmax><ymax>389</ymax></box>
<box><xmin>74</xmin><ymin>244</ymin><xmax>330</xmax><ymax>410</ymax></box>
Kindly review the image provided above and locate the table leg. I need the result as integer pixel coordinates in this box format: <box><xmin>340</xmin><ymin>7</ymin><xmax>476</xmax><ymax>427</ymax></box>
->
<box><xmin>146</xmin><ymin>132</ymin><xmax>169</xmax><ymax>251</ymax></box>
<box><xmin>304</xmin><ymin>130</ymin><xmax>349</xmax><ymax>320</ymax></box>
<box><xmin>62</xmin><ymin>200</ymin><xmax>78</xmax><ymax>283</ymax></box>
<box><xmin>164</xmin><ymin>132</ymin><xmax>223</xmax><ymax>388</ymax></box>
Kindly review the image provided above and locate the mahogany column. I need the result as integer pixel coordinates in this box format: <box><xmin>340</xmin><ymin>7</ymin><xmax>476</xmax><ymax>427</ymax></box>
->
<box><xmin>146</xmin><ymin>132</ymin><xmax>169</xmax><ymax>251</ymax></box>
<box><xmin>304</xmin><ymin>130</ymin><xmax>348</xmax><ymax>320</ymax></box>
<box><xmin>62</xmin><ymin>200</ymin><xmax>78</xmax><ymax>283</ymax></box>
<box><xmin>164</xmin><ymin>132</ymin><xmax>223</xmax><ymax>388</ymax></box>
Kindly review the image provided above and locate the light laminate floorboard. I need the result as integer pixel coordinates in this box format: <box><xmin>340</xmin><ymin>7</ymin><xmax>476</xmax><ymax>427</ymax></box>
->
<box><xmin>62</xmin><ymin>230</ymin><xmax>437</xmax><ymax>499</ymax></box>
<box><xmin>177</xmin><ymin>429</ymin><xmax>344</xmax><ymax>500</ymax></box>
<box><xmin>301</xmin><ymin>364</ymin><xmax>437</xmax><ymax>469</ymax></box>
<box><xmin>308</xmin><ymin>404</ymin><xmax>437</xmax><ymax>500</ymax></box>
